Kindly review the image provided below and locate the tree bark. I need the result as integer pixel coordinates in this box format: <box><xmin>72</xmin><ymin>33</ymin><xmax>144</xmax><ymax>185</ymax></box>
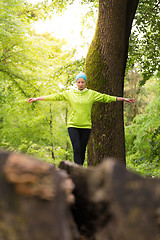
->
<box><xmin>85</xmin><ymin>0</ymin><xmax>139</xmax><ymax>165</ymax></box>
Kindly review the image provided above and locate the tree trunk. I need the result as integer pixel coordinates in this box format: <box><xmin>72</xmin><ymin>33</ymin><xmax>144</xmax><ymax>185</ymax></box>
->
<box><xmin>85</xmin><ymin>0</ymin><xmax>139</xmax><ymax>165</ymax></box>
<box><xmin>49</xmin><ymin>103</ymin><xmax>55</xmax><ymax>160</ymax></box>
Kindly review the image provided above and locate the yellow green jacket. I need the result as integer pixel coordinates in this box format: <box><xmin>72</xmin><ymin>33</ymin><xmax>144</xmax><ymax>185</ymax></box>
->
<box><xmin>44</xmin><ymin>88</ymin><xmax>117</xmax><ymax>129</ymax></box>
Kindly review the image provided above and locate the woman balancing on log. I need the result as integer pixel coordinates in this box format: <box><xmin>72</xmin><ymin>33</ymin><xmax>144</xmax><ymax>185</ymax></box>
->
<box><xmin>28</xmin><ymin>72</ymin><xmax>134</xmax><ymax>166</ymax></box>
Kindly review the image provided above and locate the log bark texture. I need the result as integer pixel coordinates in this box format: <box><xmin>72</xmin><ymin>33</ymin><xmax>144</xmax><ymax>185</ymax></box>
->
<box><xmin>59</xmin><ymin>159</ymin><xmax>160</xmax><ymax>240</ymax></box>
<box><xmin>2</xmin><ymin>151</ymin><xmax>160</xmax><ymax>240</ymax></box>
<box><xmin>0</xmin><ymin>151</ymin><xmax>79</xmax><ymax>240</ymax></box>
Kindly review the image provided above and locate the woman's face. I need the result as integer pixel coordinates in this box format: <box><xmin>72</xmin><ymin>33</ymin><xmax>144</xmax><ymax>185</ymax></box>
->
<box><xmin>76</xmin><ymin>78</ymin><xmax>86</xmax><ymax>90</ymax></box>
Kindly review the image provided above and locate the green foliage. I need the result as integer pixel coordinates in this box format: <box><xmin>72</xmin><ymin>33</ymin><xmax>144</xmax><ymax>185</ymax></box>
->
<box><xmin>125</xmin><ymin>74</ymin><xmax>160</xmax><ymax>177</ymax></box>
<box><xmin>124</xmin><ymin>67</ymin><xmax>153</xmax><ymax>125</ymax></box>
<box><xmin>127</xmin><ymin>154</ymin><xmax>160</xmax><ymax>178</ymax></box>
<box><xmin>0</xmin><ymin>74</ymin><xmax>74</xmax><ymax>166</ymax></box>
<box><xmin>150</xmin><ymin>127</ymin><xmax>160</xmax><ymax>158</ymax></box>
<box><xmin>23</xmin><ymin>0</ymin><xmax>75</xmax><ymax>21</ymax></box>
<box><xmin>0</xmin><ymin>0</ymin><xmax>86</xmax><ymax>167</ymax></box>
<box><xmin>128</xmin><ymin>0</ymin><xmax>160</xmax><ymax>84</ymax></box>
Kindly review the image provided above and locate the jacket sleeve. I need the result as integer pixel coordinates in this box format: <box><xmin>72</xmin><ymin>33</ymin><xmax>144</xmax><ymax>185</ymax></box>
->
<box><xmin>92</xmin><ymin>90</ymin><xmax>117</xmax><ymax>103</ymax></box>
<box><xmin>44</xmin><ymin>92</ymin><xmax>67</xmax><ymax>101</ymax></box>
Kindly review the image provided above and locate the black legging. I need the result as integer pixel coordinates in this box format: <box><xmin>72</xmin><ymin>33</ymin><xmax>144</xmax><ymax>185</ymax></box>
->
<box><xmin>68</xmin><ymin>127</ymin><xmax>91</xmax><ymax>165</ymax></box>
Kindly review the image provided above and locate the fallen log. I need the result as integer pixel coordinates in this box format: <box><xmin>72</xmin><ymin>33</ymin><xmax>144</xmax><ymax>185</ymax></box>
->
<box><xmin>1</xmin><ymin>150</ymin><xmax>160</xmax><ymax>240</ymax></box>
<box><xmin>0</xmin><ymin>151</ymin><xmax>79</xmax><ymax>240</ymax></box>
<box><xmin>59</xmin><ymin>159</ymin><xmax>160</xmax><ymax>240</ymax></box>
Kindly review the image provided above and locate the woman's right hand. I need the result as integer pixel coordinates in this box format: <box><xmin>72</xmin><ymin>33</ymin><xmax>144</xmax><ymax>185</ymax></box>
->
<box><xmin>27</xmin><ymin>98</ymin><xmax>37</xmax><ymax>103</ymax></box>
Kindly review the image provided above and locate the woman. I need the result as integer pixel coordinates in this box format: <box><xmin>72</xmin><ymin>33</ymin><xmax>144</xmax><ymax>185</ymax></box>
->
<box><xmin>28</xmin><ymin>72</ymin><xmax>134</xmax><ymax>165</ymax></box>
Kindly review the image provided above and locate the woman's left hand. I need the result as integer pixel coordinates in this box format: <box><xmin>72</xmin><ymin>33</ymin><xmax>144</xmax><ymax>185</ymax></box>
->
<box><xmin>124</xmin><ymin>98</ymin><xmax>135</xmax><ymax>103</ymax></box>
<box><xmin>117</xmin><ymin>97</ymin><xmax>135</xmax><ymax>103</ymax></box>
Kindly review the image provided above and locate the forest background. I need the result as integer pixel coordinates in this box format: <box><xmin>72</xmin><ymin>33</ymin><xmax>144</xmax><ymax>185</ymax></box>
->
<box><xmin>0</xmin><ymin>0</ymin><xmax>159</xmax><ymax>177</ymax></box>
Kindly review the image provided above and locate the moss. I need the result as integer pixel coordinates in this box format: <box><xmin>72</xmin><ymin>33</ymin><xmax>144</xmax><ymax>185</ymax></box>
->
<box><xmin>85</xmin><ymin>16</ymin><xmax>106</xmax><ymax>92</ymax></box>
<box><xmin>85</xmin><ymin>16</ymin><xmax>106</xmax><ymax>165</ymax></box>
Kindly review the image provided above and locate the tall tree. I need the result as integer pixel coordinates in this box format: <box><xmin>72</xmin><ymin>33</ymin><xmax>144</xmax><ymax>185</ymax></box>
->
<box><xmin>85</xmin><ymin>0</ymin><xmax>139</xmax><ymax>165</ymax></box>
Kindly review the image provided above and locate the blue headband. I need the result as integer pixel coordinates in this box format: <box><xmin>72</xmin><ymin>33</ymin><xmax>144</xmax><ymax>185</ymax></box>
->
<box><xmin>75</xmin><ymin>73</ymin><xmax>87</xmax><ymax>82</ymax></box>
